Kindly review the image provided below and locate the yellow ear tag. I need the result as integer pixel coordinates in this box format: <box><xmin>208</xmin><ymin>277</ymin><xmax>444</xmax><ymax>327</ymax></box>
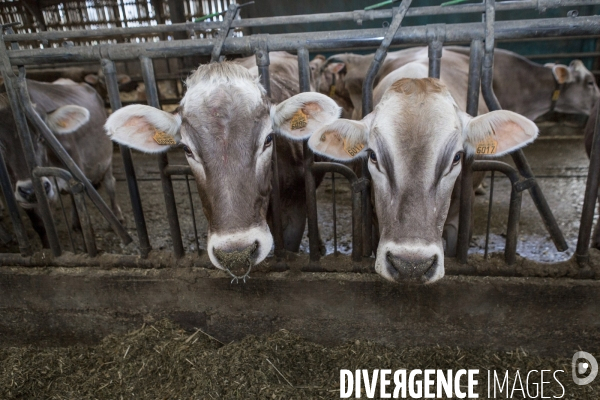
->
<box><xmin>343</xmin><ymin>138</ymin><xmax>364</xmax><ymax>157</ymax></box>
<box><xmin>552</xmin><ymin>89</ymin><xmax>560</xmax><ymax>101</ymax></box>
<box><xmin>476</xmin><ymin>139</ymin><xmax>498</xmax><ymax>155</ymax></box>
<box><xmin>153</xmin><ymin>130</ymin><xmax>177</xmax><ymax>146</ymax></box>
<box><xmin>329</xmin><ymin>85</ymin><xmax>336</xmax><ymax>97</ymax></box>
<box><xmin>290</xmin><ymin>109</ymin><xmax>308</xmax><ymax>130</ymax></box>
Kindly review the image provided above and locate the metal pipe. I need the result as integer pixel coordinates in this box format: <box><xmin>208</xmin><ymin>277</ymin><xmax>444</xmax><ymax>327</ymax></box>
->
<box><xmin>0</xmin><ymin>139</ymin><xmax>31</xmax><ymax>255</ymax></box>
<box><xmin>427</xmin><ymin>25</ymin><xmax>445</xmax><ymax>79</ymax></box>
<box><xmin>210</xmin><ymin>3</ymin><xmax>239</xmax><ymax>62</ymax></box>
<box><xmin>480</xmin><ymin>0</ymin><xmax>568</xmax><ymax>253</ymax></box>
<box><xmin>102</xmin><ymin>58</ymin><xmax>150</xmax><ymax>257</ymax></box>
<box><xmin>298</xmin><ymin>47</ymin><xmax>321</xmax><ymax>263</ymax></box>
<box><xmin>7</xmin><ymin>16</ymin><xmax>600</xmax><ymax>64</ymax></box>
<box><xmin>5</xmin><ymin>0</ymin><xmax>598</xmax><ymax>43</ymax></box>
<box><xmin>457</xmin><ymin>39</ymin><xmax>483</xmax><ymax>264</ymax></box>
<box><xmin>484</xmin><ymin>171</ymin><xmax>494</xmax><ymax>260</ymax></box>
<box><xmin>312</xmin><ymin>162</ymin><xmax>364</xmax><ymax>262</ymax></box>
<box><xmin>255</xmin><ymin>46</ymin><xmax>284</xmax><ymax>256</ymax></box>
<box><xmin>140</xmin><ymin>56</ymin><xmax>185</xmax><ymax>259</ymax></box>
<box><xmin>576</xmin><ymin>96</ymin><xmax>600</xmax><ymax>264</ymax></box>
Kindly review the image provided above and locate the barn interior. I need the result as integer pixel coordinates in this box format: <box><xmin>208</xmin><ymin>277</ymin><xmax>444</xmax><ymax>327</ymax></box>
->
<box><xmin>0</xmin><ymin>0</ymin><xmax>599</xmax><ymax>398</ymax></box>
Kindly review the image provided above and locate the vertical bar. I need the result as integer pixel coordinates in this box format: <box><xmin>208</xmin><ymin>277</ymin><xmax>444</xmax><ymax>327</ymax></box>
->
<box><xmin>484</xmin><ymin>171</ymin><xmax>494</xmax><ymax>260</ymax></box>
<box><xmin>352</xmin><ymin>188</ymin><xmax>363</xmax><ymax>263</ymax></box>
<box><xmin>505</xmin><ymin>186</ymin><xmax>522</xmax><ymax>266</ymax></box>
<box><xmin>72</xmin><ymin>183</ymin><xmax>97</xmax><ymax>257</ymax></box>
<box><xmin>298</xmin><ymin>47</ymin><xmax>321</xmax><ymax>262</ymax></box>
<box><xmin>332</xmin><ymin>172</ymin><xmax>338</xmax><ymax>255</ymax></box>
<box><xmin>185</xmin><ymin>175</ymin><xmax>201</xmax><ymax>256</ymax></box>
<box><xmin>576</xmin><ymin>100</ymin><xmax>600</xmax><ymax>263</ymax></box>
<box><xmin>140</xmin><ymin>56</ymin><xmax>185</xmax><ymax>258</ymax></box>
<box><xmin>427</xmin><ymin>38</ymin><xmax>443</xmax><ymax>79</ymax></box>
<box><xmin>0</xmin><ymin>145</ymin><xmax>31</xmax><ymax>255</ymax></box>
<box><xmin>361</xmin><ymin>160</ymin><xmax>372</xmax><ymax>257</ymax></box>
<box><xmin>102</xmin><ymin>58</ymin><xmax>151</xmax><ymax>258</ymax></box>
<box><xmin>457</xmin><ymin>39</ymin><xmax>483</xmax><ymax>264</ymax></box>
<box><xmin>53</xmin><ymin>176</ymin><xmax>76</xmax><ymax>253</ymax></box>
<box><xmin>481</xmin><ymin>0</ymin><xmax>567</xmax><ymax>253</ymax></box>
<box><xmin>256</xmin><ymin>45</ymin><xmax>284</xmax><ymax>255</ymax></box>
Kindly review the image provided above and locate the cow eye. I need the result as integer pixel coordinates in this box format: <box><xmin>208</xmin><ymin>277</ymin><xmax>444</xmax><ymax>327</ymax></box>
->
<box><xmin>264</xmin><ymin>134</ymin><xmax>273</xmax><ymax>148</ymax></box>
<box><xmin>452</xmin><ymin>152</ymin><xmax>462</xmax><ymax>166</ymax></box>
<box><xmin>369</xmin><ymin>151</ymin><xmax>377</xmax><ymax>163</ymax></box>
<box><xmin>182</xmin><ymin>144</ymin><xmax>193</xmax><ymax>157</ymax></box>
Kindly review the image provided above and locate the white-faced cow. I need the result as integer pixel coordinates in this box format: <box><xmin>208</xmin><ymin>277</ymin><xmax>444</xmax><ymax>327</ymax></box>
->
<box><xmin>105</xmin><ymin>61</ymin><xmax>339</xmax><ymax>274</ymax></box>
<box><xmin>0</xmin><ymin>79</ymin><xmax>122</xmax><ymax>246</ymax></box>
<box><xmin>286</xmin><ymin>56</ymin><xmax>538</xmax><ymax>283</ymax></box>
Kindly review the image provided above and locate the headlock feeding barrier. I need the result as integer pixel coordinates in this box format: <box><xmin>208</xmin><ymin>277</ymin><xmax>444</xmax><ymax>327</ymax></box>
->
<box><xmin>0</xmin><ymin>0</ymin><xmax>599</xmax><ymax>279</ymax></box>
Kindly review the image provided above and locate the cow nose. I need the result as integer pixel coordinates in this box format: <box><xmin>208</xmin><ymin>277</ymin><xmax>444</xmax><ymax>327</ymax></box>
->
<box><xmin>386</xmin><ymin>252</ymin><xmax>438</xmax><ymax>283</ymax></box>
<box><xmin>17</xmin><ymin>184</ymin><xmax>36</xmax><ymax>203</ymax></box>
<box><xmin>43</xmin><ymin>180</ymin><xmax>52</xmax><ymax>195</ymax></box>
<box><xmin>213</xmin><ymin>241</ymin><xmax>259</xmax><ymax>275</ymax></box>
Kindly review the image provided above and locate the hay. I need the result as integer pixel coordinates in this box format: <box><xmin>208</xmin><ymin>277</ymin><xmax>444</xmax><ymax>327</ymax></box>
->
<box><xmin>0</xmin><ymin>320</ymin><xmax>597</xmax><ymax>399</ymax></box>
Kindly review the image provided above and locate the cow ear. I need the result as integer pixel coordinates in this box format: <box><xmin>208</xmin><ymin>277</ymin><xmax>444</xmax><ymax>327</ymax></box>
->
<box><xmin>307</xmin><ymin>118</ymin><xmax>370</xmax><ymax>162</ymax></box>
<box><xmin>464</xmin><ymin>110</ymin><xmax>538</xmax><ymax>157</ymax></box>
<box><xmin>327</xmin><ymin>62</ymin><xmax>346</xmax><ymax>74</ymax></box>
<box><xmin>105</xmin><ymin>104</ymin><xmax>181</xmax><ymax>153</ymax></box>
<box><xmin>272</xmin><ymin>92</ymin><xmax>341</xmax><ymax>140</ymax></box>
<box><xmin>552</xmin><ymin>64</ymin><xmax>572</xmax><ymax>84</ymax></box>
<box><xmin>84</xmin><ymin>74</ymin><xmax>99</xmax><ymax>85</ymax></box>
<box><xmin>46</xmin><ymin>105</ymin><xmax>90</xmax><ymax>134</ymax></box>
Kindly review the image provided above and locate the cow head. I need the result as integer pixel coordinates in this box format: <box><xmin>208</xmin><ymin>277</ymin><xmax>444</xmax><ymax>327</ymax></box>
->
<box><xmin>0</xmin><ymin>99</ymin><xmax>90</xmax><ymax>209</ymax></box>
<box><xmin>285</xmin><ymin>78</ymin><xmax>538</xmax><ymax>284</ymax></box>
<box><xmin>105</xmin><ymin>62</ymin><xmax>339</xmax><ymax>273</ymax></box>
<box><xmin>548</xmin><ymin>60</ymin><xmax>600</xmax><ymax>115</ymax></box>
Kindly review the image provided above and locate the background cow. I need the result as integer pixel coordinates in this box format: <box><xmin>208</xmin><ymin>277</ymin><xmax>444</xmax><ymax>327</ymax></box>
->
<box><xmin>105</xmin><ymin>62</ymin><xmax>339</xmax><ymax>276</ymax></box>
<box><xmin>0</xmin><ymin>79</ymin><xmax>122</xmax><ymax>246</ymax></box>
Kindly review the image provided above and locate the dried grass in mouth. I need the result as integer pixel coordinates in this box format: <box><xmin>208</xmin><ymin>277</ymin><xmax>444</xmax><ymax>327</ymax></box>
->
<box><xmin>0</xmin><ymin>319</ymin><xmax>596</xmax><ymax>399</ymax></box>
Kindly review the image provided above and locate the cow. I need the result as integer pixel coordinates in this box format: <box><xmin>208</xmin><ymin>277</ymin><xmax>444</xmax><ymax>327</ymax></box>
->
<box><xmin>285</xmin><ymin>54</ymin><xmax>538</xmax><ymax>283</ymax></box>
<box><xmin>316</xmin><ymin>47</ymin><xmax>599</xmax><ymax>121</ymax></box>
<box><xmin>584</xmin><ymin>100</ymin><xmax>600</xmax><ymax>249</ymax></box>
<box><xmin>105</xmin><ymin>61</ymin><xmax>340</xmax><ymax>275</ymax></box>
<box><xmin>0</xmin><ymin>79</ymin><xmax>122</xmax><ymax>246</ymax></box>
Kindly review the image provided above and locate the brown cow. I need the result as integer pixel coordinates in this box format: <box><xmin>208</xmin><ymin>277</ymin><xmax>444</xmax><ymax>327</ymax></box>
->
<box><xmin>105</xmin><ymin>62</ymin><xmax>339</xmax><ymax>275</ymax></box>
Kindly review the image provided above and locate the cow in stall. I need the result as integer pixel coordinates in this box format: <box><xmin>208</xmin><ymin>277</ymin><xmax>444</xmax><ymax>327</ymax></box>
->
<box><xmin>105</xmin><ymin>60</ymin><xmax>339</xmax><ymax>275</ymax></box>
<box><xmin>0</xmin><ymin>79</ymin><xmax>122</xmax><ymax>247</ymax></box>
<box><xmin>286</xmin><ymin>55</ymin><xmax>538</xmax><ymax>283</ymax></box>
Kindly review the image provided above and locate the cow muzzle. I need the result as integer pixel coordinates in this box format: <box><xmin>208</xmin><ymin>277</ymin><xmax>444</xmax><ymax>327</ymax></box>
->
<box><xmin>15</xmin><ymin>178</ymin><xmax>55</xmax><ymax>208</ymax></box>
<box><xmin>376</xmin><ymin>241</ymin><xmax>444</xmax><ymax>284</ymax></box>
<box><xmin>207</xmin><ymin>225</ymin><xmax>273</xmax><ymax>282</ymax></box>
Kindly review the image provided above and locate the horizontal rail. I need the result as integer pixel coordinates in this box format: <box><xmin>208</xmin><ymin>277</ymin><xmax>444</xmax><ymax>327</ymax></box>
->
<box><xmin>4</xmin><ymin>0</ymin><xmax>598</xmax><ymax>43</ymax></box>
<box><xmin>5</xmin><ymin>16</ymin><xmax>600</xmax><ymax>65</ymax></box>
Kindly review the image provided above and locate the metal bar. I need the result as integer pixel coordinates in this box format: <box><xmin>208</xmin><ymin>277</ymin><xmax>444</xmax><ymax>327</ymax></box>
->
<box><xmin>7</xmin><ymin>16</ymin><xmax>600</xmax><ymax>64</ymax></box>
<box><xmin>6</xmin><ymin>0</ymin><xmax>599</xmax><ymax>42</ymax></box>
<box><xmin>255</xmin><ymin>44</ymin><xmax>284</xmax><ymax>255</ymax></box>
<box><xmin>576</xmin><ymin>96</ymin><xmax>600</xmax><ymax>263</ymax></box>
<box><xmin>140</xmin><ymin>56</ymin><xmax>185</xmax><ymax>259</ymax></box>
<box><xmin>102</xmin><ymin>58</ymin><xmax>151</xmax><ymax>257</ymax></box>
<box><xmin>0</xmin><ymin>139</ymin><xmax>31</xmax><ymax>255</ymax></box>
<box><xmin>332</xmin><ymin>172</ymin><xmax>338</xmax><ymax>256</ymax></box>
<box><xmin>427</xmin><ymin>25</ymin><xmax>444</xmax><ymax>79</ymax></box>
<box><xmin>53</xmin><ymin>176</ymin><xmax>76</xmax><ymax>253</ymax></box>
<box><xmin>185</xmin><ymin>175</ymin><xmax>201</xmax><ymax>257</ymax></box>
<box><xmin>210</xmin><ymin>3</ymin><xmax>238</xmax><ymax>62</ymax></box>
<box><xmin>457</xmin><ymin>39</ymin><xmax>483</xmax><ymax>264</ymax></box>
<box><xmin>16</xmin><ymin>76</ymin><xmax>133</xmax><ymax>246</ymax></box>
<box><xmin>481</xmin><ymin>0</ymin><xmax>568</xmax><ymax>253</ymax></box>
<box><xmin>298</xmin><ymin>47</ymin><xmax>321</xmax><ymax>263</ymax></box>
<box><xmin>484</xmin><ymin>171</ymin><xmax>494</xmax><ymax>260</ymax></box>
<box><xmin>312</xmin><ymin>162</ymin><xmax>364</xmax><ymax>262</ymax></box>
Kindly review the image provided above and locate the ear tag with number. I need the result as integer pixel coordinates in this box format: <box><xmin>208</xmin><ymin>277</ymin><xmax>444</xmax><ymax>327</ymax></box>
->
<box><xmin>290</xmin><ymin>109</ymin><xmax>308</xmax><ymax>130</ymax></box>
<box><xmin>475</xmin><ymin>139</ymin><xmax>498</xmax><ymax>155</ymax></box>
<box><xmin>153</xmin><ymin>130</ymin><xmax>177</xmax><ymax>146</ymax></box>
<box><xmin>343</xmin><ymin>138</ymin><xmax>364</xmax><ymax>157</ymax></box>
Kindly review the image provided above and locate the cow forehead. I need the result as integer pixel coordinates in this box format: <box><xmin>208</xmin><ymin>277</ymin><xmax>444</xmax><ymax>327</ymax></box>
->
<box><xmin>372</xmin><ymin>91</ymin><xmax>461</xmax><ymax>152</ymax></box>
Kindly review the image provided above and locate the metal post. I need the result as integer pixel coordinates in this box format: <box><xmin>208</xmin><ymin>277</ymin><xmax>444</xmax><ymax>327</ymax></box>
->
<box><xmin>481</xmin><ymin>0</ymin><xmax>567</xmax><ymax>253</ymax></box>
<box><xmin>298</xmin><ymin>47</ymin><xmax>321</xmax><ymax>263</ymax></box>
<box><xmin>140</xmin><ymin>56</ymin><xmax>185</xmax><ymax>258</ymax></box>
<box><xmin>255</xmin><ymin>41</ymin><xmax>284</xmax><ymax>255</ymax></box>
<box><xmin>102</xmin><ymin>58</ymin><xmax>151</xmax><ymax>258</ymax></box>
<box><xmin>457</xmin><ymin>39</ymin><xmax>483</xmax><ymax>264</ymax></box>
<box><xmin>427</xmin><ymin>25</ymin><xmax>444</xmax><ymax>79</ymax></box>
<box><xmin>576</xmin><ymin>101</ymin><xmax>600</xmax><ymax>264</ymax></box>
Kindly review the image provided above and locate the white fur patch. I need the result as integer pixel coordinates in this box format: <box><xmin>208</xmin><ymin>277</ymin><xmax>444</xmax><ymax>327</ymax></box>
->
<box><xmin>207</xmin><ymin>225</ymin><xmax>273</xmax><ymax>270</ymax></box>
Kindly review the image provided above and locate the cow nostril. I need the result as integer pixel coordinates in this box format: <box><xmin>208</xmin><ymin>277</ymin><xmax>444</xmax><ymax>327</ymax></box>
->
<box><xmin>17</xmin><ymin>185</ymin><xmax>33</xmax><ymax>197</ymax></box>
<box><xmin>386</xmin><ymin>252</ymin><xmax>437</xmax><ymax>282</ymax></box>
